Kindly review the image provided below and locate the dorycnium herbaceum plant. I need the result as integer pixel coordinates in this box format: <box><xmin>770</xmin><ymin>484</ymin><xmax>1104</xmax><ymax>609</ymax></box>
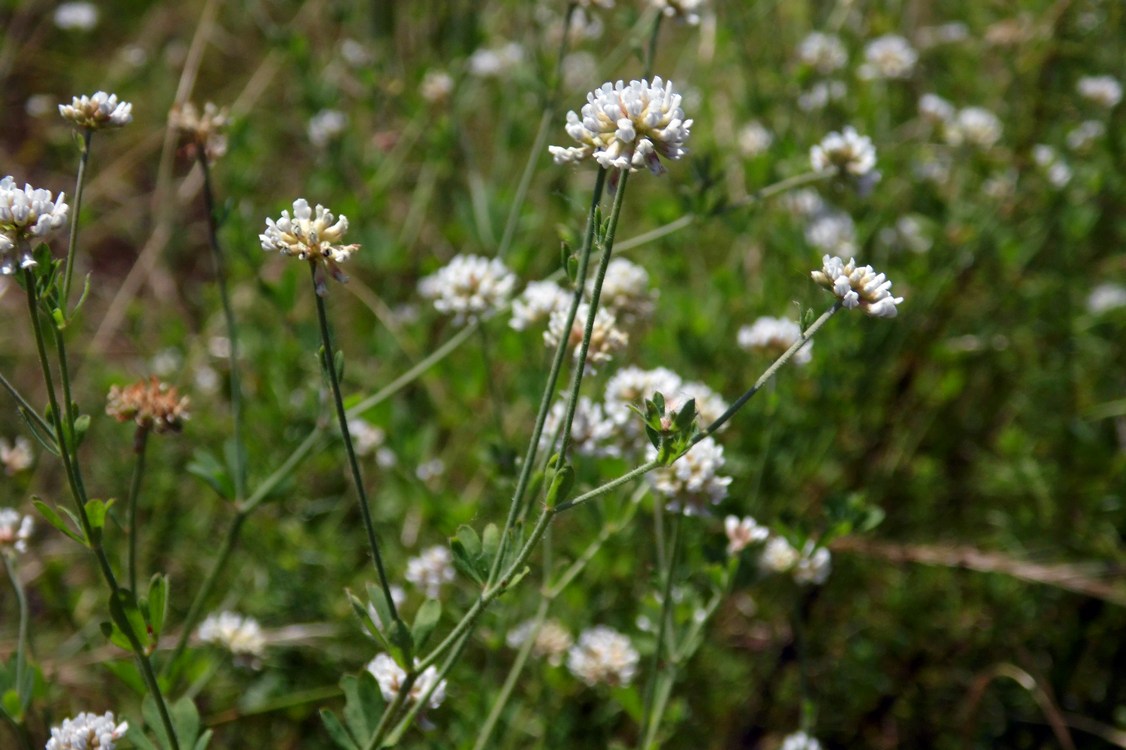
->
<box><xmin>2</xmin><ymin>1</ymin><xmax>1124</xmax><ymax>748</ymax></box>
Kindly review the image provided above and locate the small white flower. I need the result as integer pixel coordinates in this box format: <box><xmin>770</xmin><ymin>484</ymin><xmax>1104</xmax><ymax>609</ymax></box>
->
<box><xmin>260</xmin><ymin>198</ymin><xmax>359</xmax><ymax>285</ymax></box>
<box><xmin>810</xmin><ymin>127</ymin><xmax>877</xmax><ymax>177</ymax></box>
<box><xmin>366</xmin><ymin>653</ymin><xmax>447</xmax><ymax>709</ymax></box>
<box><xmin>550</xmin><ymin>77</ymin><xmax>692</xmax><ymax>174</ymax></box>
<box><xmin>46</xmin><ymin>711</ymin><xmax>128</xmax><ymax>750</ymax></box>
<box><xmin>781</xmin><ymin>189</ymin><xmax>825</xmax><ymax>218</ymax></box>
<box><xmin>0</xmin><ymin>508</ymin><xmax>34</xmax><ymax>555</ymax></box>
<box><xmin>738</xmin><ymin>317</ymin><xmax>812</xmax><ymax>365</ymax></box>
<box><xmin>918</xmin><ymin>93</ymin><xmax>956</xmax><ymax>125</ymax></box>
<box><xmin>307</xmin><ymin>109</ymin><xmax>348</xmax><ymax>148</ymax></box>
<box><xmin>540</xmin><ymin>397</ymin><xmax>620</xmax><ymax>458</ymax></box>
<box><xmin>947</xmin><ymin>107</ymin><xmax>1003</xmax><ymax>149</ymax></box>
<box><xmin>347</xmin><ymin>419</ymin><xmax>387</xmax><ymax>457</ymax></box>
<box><xmin>0</xmin><ymin>176</ymin><xmax>69</xmax><ymax>273</ymax></box>
<box><xmin>0</xmin><ymin>436</ymin><xmax>34</xmax><ymax>475</ymax></box>
<box><xmin>53</xmin><ymin>2</ymin><xmax>99</xmax><ymax>31</ymax></box>
<box><xmin>725</xmin><ymin>515</ymin><xmax>769</xmax><ymax>555</ymax></box>
<box><xmin>544</xmin><ymin>303</ymin><xmax>629</xmax><ymax>370</ymax></box>
<box><xmin>781</xmin><ymin>730</ymin><xmax>823</xmax><ymax>750</ymax></box>
<box><xmin>506</xmin><ymin>619</ymin><xmax>574</xmax><ymax>666</ymax></box>
<box><xmin>405</xmin><ymin>545</ymin><xmax>455</xmax><ymax>599</ymax></box>
<box><xmin>562</xmin><ymin>52</ymin><xmax>600</xmax><ymax>92</ymax></box>
<box><xmin>793</xmin><ymin>541</ymin><xmax>832</xmax><ymax>585</ymax></box>
<box><xmin>1077</xmin><ymin>75</ymin><xmax>1122</xmax><ymax>108</ymax></box>
<box><xmin>916</xmin><ymin>21</ymin><xmax>969</xmax><ymax>47</ymax></box>
<box><xmin>566</xmin><ymin>625</ymin><xmax>639</xmax><ymax>686</ymax></box>
<box><xmin>169</xmin><ymin>101</ymin><xmax>230</xmax><ymax>160</ymax></box>
<box><xmin>198</xmin><ymin>611</ymin><xmax>267</xmax><ymax>662</ymax></box>
<box><xmin>420</xmin><ymin>70</ymin><xmax>454</xmax><ymax>103</ymax></box>
<box><xmin>737</xmin><ymin>120</ymin><xmax>774</xmax><ymax>157</ymax></box>
<box><xmin>797</xmin><ymin>80</ymin><xmax>847</xmax><ymax>112</ymax></box>
<box><xmin>760</xmin><ymin>536</ymin><xmax>799</xmax><ymax>573</ymax></box>
<box><xmin>415</xmin><ymin>458</ymin><xmax>445</xmax><ymax>485</ymax></box>
<box><xmin>339</xmin><ymin>39</ymin><xmax>374</xmax><ymax>67</ymax></box>
<box><xmin>468</xmin><ymin>42</ymin><xmax>525</xmax><ymax>78</ymax></box>
<box><xmin>860</xmin><ymin>34</ymin><xmax>917</xmax><ymax>79</ymax></box>
<box><xmin>418</xmin><ymin>254</ymin><xmax>516</xmax><ymax>325</ymax></box>
<box><xmin>1032</xmin><ymin>144</ymin><xmax>1073</xmax><ymax>188</ymax></box>
<box><xmin>58</xmin><ymin>91</ymin><xmax>132</xmax><ymax>130</ymax></box>
<box><xmin>811</xmin><ymin>255</ymin><xmax>903</xmax><ymax>318</ymax></box>
<box><xmin>510</xmin><ymin>280</ymin><xmax>570</xmax><ymax>331</ymax></box>
<box><xmin>805</xmin><ymin>211</ymin><xmax>856</xmax><ymax>255</ymax></box>
<box><xmin>646</xmin><ymin>437</ymin><xmax>732</xmax><ymax>516</ymax></box>
<box><xmin>797</xmin><ymin>32</ymin><xmax>847</xmax><ymax>74</ymax></box>
<box><xmin>1066</xmin><ymin>120</ymin><xmax>1106</xmax><ymax>152</ymax></box>
<box><xmin>591</xmin><ymin>257</ymin><xmax>656</xmax><ymax>322</ymax></box>
<box><xmin>650</xmin><ymin>0</ymin><xmax>706</xmax><ymax>25</ymax></box>
<box><xmin>893</xmin><ymin>215</ymin><xmax>932</xmax><ymax>254</ymax></box>
<box><xmin>1087</xmin><ymin>284</ymin><xmax>1126</xmax><ymax>314</ymax></box>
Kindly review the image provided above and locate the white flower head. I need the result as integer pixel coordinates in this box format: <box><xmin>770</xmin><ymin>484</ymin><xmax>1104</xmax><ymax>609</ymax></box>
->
<box><xmin>651</xmin><ymin>0</ymin><xmax>706</xmax><ymax>25</ymax></box>
<box><xmin>540</xmin><ymin>396</ymin><xmax>620</xmax><ymax>458</ymax></box>
<box><xmin>420</xmin><ymin>70</ymin><xmax>454</xmax><ymax>104</ymax></box>
<box><xmin>367</xmin><ymin>653</ymin><xmax>447</xmax><ymax>709</ymax></box>
<box><xmin>46</xmin><ymin>711</ymin><xmax>128</xmax><ymax>750</ymax></box>
<box><xmin>1033</xmin><ymin>145</ymin><xmax>1072</xmax><ymax>188</ymax></box>
<box><xmin>0</xmin><ymin>508</ymin><xmax>34</xmax><ymax>556</ymax></box>
<box><xmin>781</xmin><ymin>730</ymin><xmax>823</xmax><ymax>750</ymax></box>
<box><xmin>307</xmin><ymin>109</ymin><xmax>348</xmax><ymax>148</ymax></box>
<box><xmin>169</xmin><ymin>101</ymin><xmax>230</xmax><ymax>160</ymax></box>
<box><xmin>811</xmin><ymin>255</ymin><xmax>903</xmax><ymax>318</ymax></box>
<box><xmin>405</xmin><ymin>545</ymin><xmax>455</xmax><ymax>599</ymax></box>
<box><xmin>725</xmin><ymin>515</ymin><xmax>769</xmax><ymax>555</ymax></box>
<box><xmin>260</xmin><ymin>198</ymin><xmax>359</xmax><ymax>287</ymax></box>
<box><xmin>347</xmin><ymin>418</ymin><xmax>387</xmax><ymax>457</ymax></box>
<box><xmin>918</xmin><ymin>93</ymin><xmax>956</xmax><ymax>125</ymax></box>
<box><xmin>781</xmin><ymin>188</ymin><xmax>826</xmax><ymax>218</ymax></box>
<box><xmin>507</xmin><ymin>618</ymin><xmax>574</xmax><ymax>666</ymax></box>
<box><xmin>646</xmin><ymin>436</ymin><xmax>732</xmax><ymax>516</ymax></box>
<box><xmin>1</xmin><ymin>436</ymin><xmax>34</xmax><ymax>475</ymax></box>
<box><xmin>58</xmin><ymin>91</ymin><xmax>132</xmax><ymax>130</ymax></box>
<box><xmin>418</xmin><ymin>254</ymin><xmax>516</xmax><ymax>325</ymax></box>
<box><xmin>798</xmin><ymin>32</ymin><xmax>847</xmax><ymax>74</ymax></box>
<box><xmin>591</xmin><ymin>257</ymin><xmax>656</xmax><ymax>322</ymax></box>
<box><xmin>1087</xmin><ymin>283</ymin><xmax>1126</xmax><ymax>315</ymax></box>
<box><xmin>53</xmin><ymin>2</ymin><xmax>99</xmax><ymax>31</ymax></box>
<box><xmin>738</xmin><ymin>120</ymin><xmax>774</xmax><ymax>157</ymax></box>
<box><xmin>510</xmin><ymin>279</ymin><xmax>570</xmax><ymax>331</ymax></box>
<box><xmin>1077</xmin><ymin>75</ymin><xmax>1122</xmax><ymax>108</ymax></box>
<box><xmin>198</xmin><ymin>611</ymin><xmax>267</xmax><ymax>664</ymax></box>
<box><xmin>544</xmin><ymin>303</ymin><xmax>629</xmax><ymax>370</ymax></box>
<box><xmin>550</xmin><ymin>77</ymin><xmax>692</xmax><ymax>175</ymax></box>
<box><xmin>860</xmin><ymin>34</ymin><xmax>917</xmax><ymax>79</ymax></box>
<box><xmin>468</xmin><ymin>42</ymin><xmax>525</xmax><ymax>78</ymax></box>
<box><xmin>805</xmin><ymin>210</ymin><xmax>856</xmax><ymax>255</ymax></box>
<box><xmin>760</xmin><ymin>535</ymin><xmax>799</xmax><ymax>574</ymax></box>
<box><xmin>947</xmin><ymin>107</ymin><xmax>1003</xmax><ymax>149</ymax></box>
<box><xmin>0</xmin><ymin>176</ymin><xmax>69</xmax><ymax>273</ymax></box>
<box><xmin>738</xmin><ymin>317</ymin><xmax>812</xmax><ymax>365</ymax></box>
<box><xmin>793</xmin><ymin>541</ymin><xmax>832</xmax><ymax>585</ymax></box>
<box><xmin>797</xmin><ymin>80</ymin><xmax>847</xmax><ymax>113</ymax></box>
<box><xmin>1067</xmin><ymin>120</ymin><xmax>1106</xmax><ymax>152</ymax></box>
<box><xmin>810</xmin><ymin>127</ymin><xmax>877</xmax><ymax>177</ymax></box>
<box><xmin>567</xmin><ymin>625</ymin><xmax>639</xmax><ymax>686</ymax></box>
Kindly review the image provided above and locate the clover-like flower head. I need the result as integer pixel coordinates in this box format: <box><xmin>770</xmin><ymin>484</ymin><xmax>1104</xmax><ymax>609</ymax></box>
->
<box><xmin>260</xmin><ymin>198</ymin><xmax>359</xmax><ymax>288</ymax></box>
<box><xmin>58</xmin><ymin>91</ymin><xmax>133</xmax><ymax>130</ymax></box>
<box><xmin>0</xmin><ymin>176</ymin><xmax>69</xmax><ymax>274</ymax></box>
<box><xmin>811</xmin><ymin>255</ymin><xmax>903</xmax><ymax>318</ymax></box>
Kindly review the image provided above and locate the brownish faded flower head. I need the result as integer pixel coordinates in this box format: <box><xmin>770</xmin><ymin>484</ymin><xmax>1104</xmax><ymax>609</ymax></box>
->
<box><xmin>169</xmin><ymin>101</ymin><xmax>229</xmax><ymax>161</ymax></box>
<box><xmin>106</xmin><ymin>377</ymin><xmax>190</xmax><ymax>435</ymax></box>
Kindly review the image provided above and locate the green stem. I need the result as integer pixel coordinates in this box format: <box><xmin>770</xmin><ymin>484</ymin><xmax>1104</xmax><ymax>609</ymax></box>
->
<box><xmin>62</xmin><ymin>129</ymin><xmax>92</xmax><ymax>312</ymax></box>
<box><xmin>381</xmin><ymin>627</ymin><xmax>474</xmax><ymax>746</ymax></box>
<box><xmin>198</xmin><ymin>151</ymin><xmax>247</xmax><ymax>501</ymax></box>
<box><xmin>555</xmin><ymin>459</ymin><xmax>660</xmax><ymax>514</ymax></box>
<box><xmin>484</xmin><ymin>168</ymin><xmax>608</xmax><ymax>589</ymax></box>
<box><xmin>3</xmin><ymin>556</ymin><xmax>30</xmax><ymax>717</ymax></box>
<box><xmin>0</xmin><ymin>370</ymin><xmax>54</xmax><ymax>438</ymax></box>
<box><xmin>127</xmin><ymin>429</ymin><xmax>150</xmax><ymax>594</ymax></box>
<box><xmin>639</xmin><ymin>514</ymin><xmax>680</xmax><ymax>749</ymax></box>
<box><xmin>727</xmin><ymin>170</ymin><xmax>833</xmax><ymax>211</ymax></box>
<box><xmin>310</xmin><ymin>263</ymin><xmax>401</xmax><ymax>627</ymax></box>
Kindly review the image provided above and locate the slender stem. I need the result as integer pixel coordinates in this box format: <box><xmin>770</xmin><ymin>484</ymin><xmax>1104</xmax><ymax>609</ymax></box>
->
<box><xmin>198</xmin><ymin>151</ymin><xmax>247</xmax><ymax>501</ymax></box>
<box><xmin>381</xmin><ymin>627</ymin><xmax>474</xmax><ymax>747</ymax></box>
<box><xmin>643</xmin><ymin>674</ymin><xmax>677</xmax><ymax>749</ymax></box>
<box><xmin>127</xmin><ymin>429</ymin><xmax>150</xmax><ymax>594</ymax></box>
<box><xmin>62</xmin><ymin>129</ymin><xmax>93</xmax><ymax>312</ymax></box>
<box><xmin>727</xmin><ymin>170</ymin><xmax>833</xmax><ymax>211</ymax></box>
<box><xmin>485</xmin><ymin>168</ymin><xmax>607</xmax><ymax>588</ymax></box>
<box><xmin>556</xmin><ymin>459</ymin><xmax>660</xmax><ymax>514</ymax></box>
<box><xmin>614</xmin><ymin>214</ymin><xmax>694</xmax><ymax>252</ymax></box>
<box><xmin>3</xmin><ymin>556</ymin><xmax>30</xmax><ymax>716</ymax></box>
<box><xmin>639</xmin><ymin>514</ymin><xmax>680</xmax><ymax>749</ymax></box>
<box><xmin>311</xmin><ymin>263</ymin><xmax>400</xmax><ymax>626</ymax></box>
<box><xmin>243</xmin><ymin>427</ymin><xmax>325</xmax><ymax>511</ymax></box>
<box><xmin>0</xmin><ymin>370</ymin><xmax>54</xmax><ymax>437</ymax></box>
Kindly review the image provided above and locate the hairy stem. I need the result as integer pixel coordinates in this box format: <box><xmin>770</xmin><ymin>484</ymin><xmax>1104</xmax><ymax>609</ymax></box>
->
<box><xmin>62</xmin><ymin>129</ymin><xmax>92</xmax><ymax>312</ymax></box>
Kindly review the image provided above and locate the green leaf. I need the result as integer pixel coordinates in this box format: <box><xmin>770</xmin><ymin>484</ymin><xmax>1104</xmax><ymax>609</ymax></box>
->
<box><xmin>342</xmin><ymin>672</ymin><xmax>383</xmax><ymax>744</ymax></box>
<box><xmin>187</xmin><ymin>449</ymin><xmax>235</xmax><ymax>500</ymax></box>
<box><xmin>108</xmin><ymin>590</ymin><xmax>148</xmax><ymax>650</ymax></box>
<box><xmin>102</xmin><ymin>659</ymin><xmax>145</xmax><ymax>694</ymax></box>
<box><xmin>348</xmin><ymin>589</ymin><xmax>391</xmax><ymax>650</ymax></box>
<box><xmin>170</xmin><ymin>695</ymin><xmax>202</xmax><ymax>749</ymax></box>
<box><xmin>546</xmin><ymin>463</ymin><xmax>575</xmax><ymax>508</ymax></box>
<box><xmin>17</xmin><ymin>407</ymin><xmax>58</xmax><ymax>456</ymax></box>
<box><xmin>73</xmin><ymin>413</ymin><xmax>91</xmax><ymax>446</ymax></box>
<box><xmin>193</xmin><ymin>729</ymin><xmax>213</xmax><ymax>750</ymax></box>
<box><xmin>411</xmin><ymin>599</ymin><xmax>442</xmax><ymax>651</ymax></box>
<box><xmin>142</xmin><ymin>694</ymin><xmax>177</xmax><ymax>750</ymax></box>
<box><xmin>125</xmin><ymin>723</ymin><xmax>160</xmax><ymax>750</ymax></box>
<box><xmin>148</xmin><ymin>574</ymin><xmax>169</xmax><ymax>639</ymax></box>
<box><xmin>1</xmin><ymin>689</ymin><xmax>21</xmax><ymax>722</ymax></box>
<box><xmin>321</xmin><ymin>708</ymin><xmax>360</xmax><ymax>750</ymax></box>
<box><xmin>334</xmin><ymin>349</ymin><xmax>345</xmax><ymax>380</ymax></box>
<box><xmin>673</xmin><ymin>398</ymin><xmax>697</xmax><ymax>433</ymax></box>
<box><xmin>32</xmin><ymin>499</ymin><xmax>85</xmax><ymax>545</ymax></box>
<box><xmin>364</xmin><ymin>584</ymin><xmax>394</xmax><ymax>637</ymax></box>
<box><xmin>85</xmin><ymin>498</ymin><xmax>115</xmax><ymax>531</ymax></box>
<box><xmin>388</xmin><ymin>620</ymin><xmax>414</xmax><ymax>663</ymax></box>
<box><xmin>450</xmin><ymin>525</ymin><xmax>485</xmax><ymax>585</ymax></box>
<box><xmin>481</xmin><ymin>523</ymin><xmax>500</xmax><ymax>566</ymax></box>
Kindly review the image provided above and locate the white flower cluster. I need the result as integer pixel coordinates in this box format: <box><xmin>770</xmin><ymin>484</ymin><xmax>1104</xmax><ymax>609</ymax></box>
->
<box><xmin>540</xmin><ymin>396</ymin><xmax>620</xmax><ymax>458</ymax></box>
<box><xmin>1032</xmin><ymin>144</ymin><xmax>1073</xmax><ymax>189</ymax></box>
<box><xmin>367</xmin><ymin>653</ymin><xmax>447</xmax><ymax>709</ymax></box>
<box><xmin>198</xmin><ymin>611</ymin><xmax>267</xmax><ymax>660</ymax></box>
<box><xmin>169</xmin><ymin>101</ymin><xmax>230</xmax><ymax>159</ymax></box>
<box><xmin>797</xmin><ymin>32</ymin><xmax>847</xmax><ymax>74</ymax></box>
<box><xmin>781</xmin><ymin>730</ymin><xmax>823</xmax><ymax>750</ymax></box>
<box><xmin>797</xmin><ymin>80</ymin><xmax>847</xmax><ymax>113</ymax></box>
<box><xmin>725</xmin><ymin>515</ymin><xmax>769</xmax><ymax>555</ymax></box>
<box><xmin>307</xmin><ymin>109</ymin><xmax>348</xmax><ymax>148</ymax></box>
<box><xmin>804</xmin><ymin>211</ymin><xmax>856</xmax><ymax>255</ymax></box>
<box><xmin>860</xmin><ymin>34</ymin><xmax>917</xmax><ymax>79</ymax></box>
<box><xmin>646</xmin><ymin>436</ymin><xmax>732</xmax><ymax>516</ymax></box>
<box><xmin>544</xmin><ymin>302</ymin><xmax>629</xmax><ymax>370</ymax></box>
<box><xmin>549</xmin><ymin>77</ymin><xmax>692</xmax><ymax>174</ymax></box>
<box><xmin>0</xmin><ymin>176</ymin><xmax>69</xmax><ymax>273</ymax></box>
<box><xmin>0</xmin><ymin>507</ymin><xmax>33</xmax><ymax>556</ymax></box>
<box><xmin>589</xmin><ymin>257</ymin><xmax>657</xmax><ymax>322</ymax></box>
<box><xmin>418</xmin><ymin>254</ymin><xmax>516</xmax><ymax>325</ymax></box>
<box><xmin>650</xmin><ymin>0</ymin><xmax>706</xmax><ymax>25</ymax></box>
<box><xmin>510</xmin><ymin>279</ymin><xmax>570</xmax><ymax>331</ymax></box>
<box><xmin>811</xmin><ymin>255</ymin><xmax>903</xmax><ymax>318</ymax></box>
<box><xmin>54</xmin><ymin>2</ymin><xmax>99</xmax><ymax>31</ymax></box>
<box><xmin>420</xmin><ymin>70</ymin><xmax>454</xmax><ymax>103</ymax></box>
<box><xmin>946</xmin><ymin>107</ymin><xmax>1003</xmax><ymax>149</ymax></box>
<box><xmin>468</xmin><ymin>42</ymin><xmax>525</xmax><ymax>78</ymax></box>
<box><xmin>506</xmin><ymin>618</ymin><xmax>574</xmax><ymax>666</ymax></box>
<box><xmin>1087</xmin><ymin>283</ymin><xmax>1126</xmax><ymax>315</ymax></box>
<box><xmin>738</xmin><ymin>120</ymin><xmax>774</xmax><ymax>157</ymax></box>
<box><xmin>1077</xmin><ymin>75</ymin><xmax>1122</xmax><ymax>108</ymax></box>
<box><xmin>58</xmin><ymin>91</ymin><xmax>132</xmax><ymax>130</ymax></box>
<box><xmin>1067</xmin><ymin>120</ymin><xmax>1105</xmax><ymax>152</ymax></box>
<box><xmin>737</xmin><ymin>316</ymin><xmax>812</xmax><ymax>365</ymax></box>
<box><xmin>810</xmin><ymin>126</ymin><xmax>877</xmax><ymax>178</ymax></box>
<box><xmin>405</xmin><ymin>545</ymin><xmax>456</xmax><ymax>599</ymax></box>
<box><xmin>918</xmin><ymin>93</ymin><xmax>956</xmax><ymax>125</ymax></box>
<box><xmin>260</xmin><ymin>199</ymin><xmax>359</xmax><ymax>283</ymax></box>
<box><xmin>46</xmin><ymin>711</ymin><xmax>128</xmax><ymax>750</ymax></box>
<box><xmin>566</xmin><ymin>625</ymin><xmax>639</xmax><ymax>686</ymax></box>
<box><xmin>759</xmin><ymin>537</ymin><xmax>832</xmax><ymax>585</ymax></box>
<box><xmin>1</xmin><ymin>436</ymin><xmax>33</xmax><ymax>475</ymax></box>
<box><xmin>347</xmin><ymin>418</ymin><xmax>397</xmax><ymax>468</ymax></box>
